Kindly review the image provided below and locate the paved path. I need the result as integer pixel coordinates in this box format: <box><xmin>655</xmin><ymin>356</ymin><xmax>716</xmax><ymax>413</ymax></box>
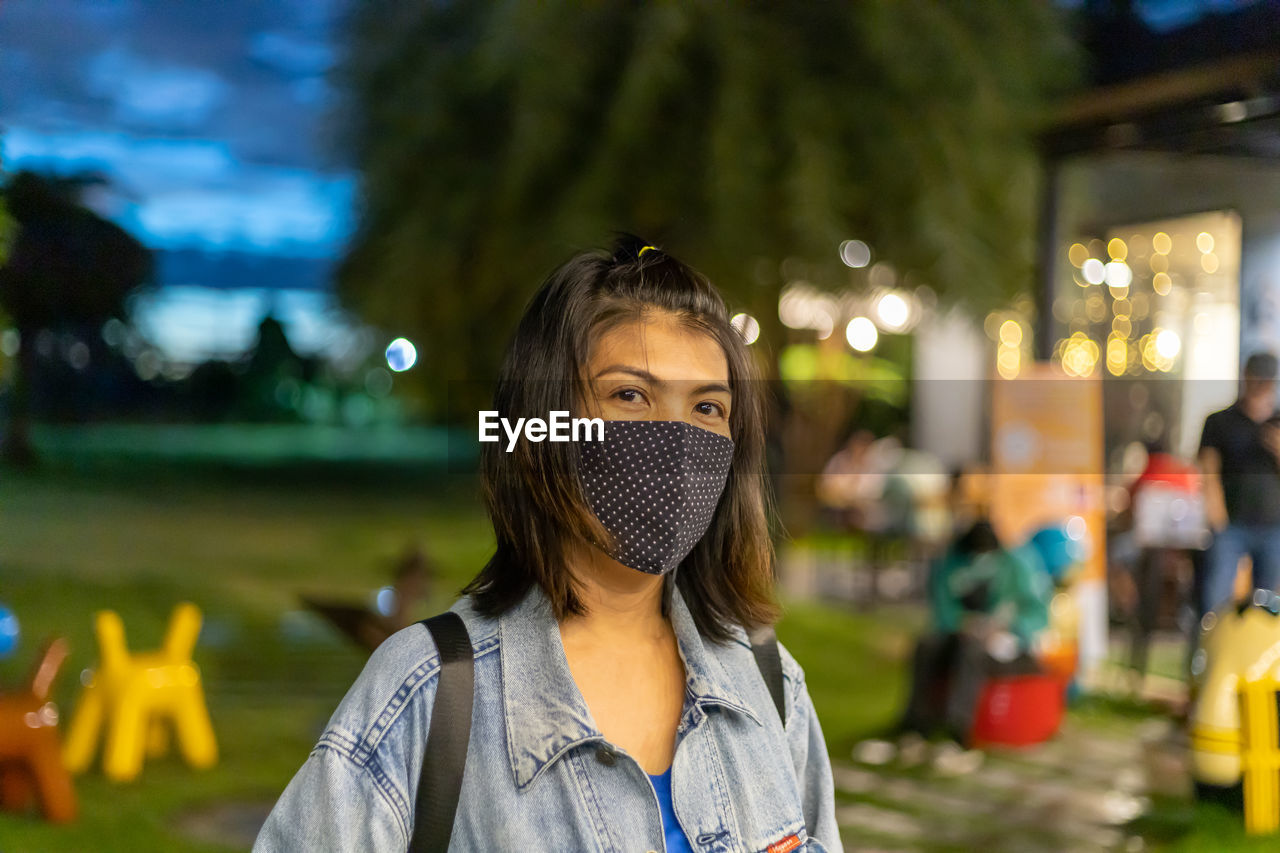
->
<box><xmin>836</xmin><ymin>716</ymin><xmax>1180</xmax><ymax>852</ymax></box>
<box><xmin>176</xmin><ymin>714</ymin><xmax>1178</xmax><ymax>852</ymax></box>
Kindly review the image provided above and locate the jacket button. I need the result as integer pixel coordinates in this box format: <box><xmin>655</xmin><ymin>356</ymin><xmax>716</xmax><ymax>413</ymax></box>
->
<box><xmin>595</xmin><ymin>747</ymin><xmax>617</xmax><ymax>766</ymax></box>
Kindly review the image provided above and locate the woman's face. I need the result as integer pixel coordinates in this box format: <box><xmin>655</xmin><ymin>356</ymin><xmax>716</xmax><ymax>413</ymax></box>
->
<box><xmin>584</xmin><ymin>312</ymin><xmax>732</xmax><ymax>438</ymax></box>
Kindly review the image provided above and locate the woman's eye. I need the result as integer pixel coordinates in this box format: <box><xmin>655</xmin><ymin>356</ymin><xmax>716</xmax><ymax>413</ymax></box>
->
<box><xmin>695</xmin><ymin>401</ymin><xmax>726</xmax><ymax>418</ymax></box>
<box><xmin>612</xmin><ymin>388</ymin><xmax>645</xmax><ymax>404</ymax></box>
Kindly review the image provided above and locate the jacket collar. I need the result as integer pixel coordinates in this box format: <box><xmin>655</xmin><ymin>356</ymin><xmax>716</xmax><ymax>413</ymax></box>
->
<box><xmin>498</xmin><ymin>580</ymin><xmax>761</xmax><ymax>790</ymax></box>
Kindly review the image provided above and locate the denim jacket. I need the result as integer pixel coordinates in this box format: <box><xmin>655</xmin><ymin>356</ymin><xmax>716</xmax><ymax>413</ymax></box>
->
<box><xmin>255</xmin><ymin>583</ymin><xmax>842</xmax><ymax>852</ymax></box>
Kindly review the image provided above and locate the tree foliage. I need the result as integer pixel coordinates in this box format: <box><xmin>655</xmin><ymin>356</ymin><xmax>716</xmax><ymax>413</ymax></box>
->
<box><xmin>338</xmin><ymin>1</ymin><xmax>1078</xmax><ymax>407</ymax></box>
<box><xmin>0</xmin><ymin>171</ymin><xmax>153</xmax><ymax>464</ymax></box>
<box><xmin>0</xmin><ymin>172</ymin><xmax>152</xmax><ymax>328</ymax></box>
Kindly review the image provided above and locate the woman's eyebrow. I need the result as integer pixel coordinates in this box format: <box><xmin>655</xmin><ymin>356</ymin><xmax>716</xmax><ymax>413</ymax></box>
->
<box><xmin>593</xmin><ymin>366</ymin><xmax>731</xmax><ymax>395</ymax></box>
<box><xmin>591</xmin><ymin>363</ymin><xmax>732</xmax><ymax>394</ymax></box>
<box><xmin>593</xmin><ymin>365</ymin><xmax>658</xmax><ymax>382</ymax></box>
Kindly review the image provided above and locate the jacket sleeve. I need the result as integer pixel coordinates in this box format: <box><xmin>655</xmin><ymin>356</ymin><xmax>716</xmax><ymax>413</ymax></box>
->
<box><xmin>253</xmin><ymin>738</ymin><xmax>409</xmax><ymax>852</ymax></box>
<box><xmin>779</xmin><ymin>645</ymin><xmax>843</xmax><ymax>852</ymax></box>
<box><xmin>254</xmin><ymin>623</ymin><xmax>444</xmax><ymax>853</ymax></box>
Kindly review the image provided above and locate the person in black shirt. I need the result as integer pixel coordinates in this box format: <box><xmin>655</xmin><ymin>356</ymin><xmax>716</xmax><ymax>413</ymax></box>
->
<box><xmin>1198</xmin><ymin>352</ymin><xmax>1280</xmax><ymax>618</ymax></box>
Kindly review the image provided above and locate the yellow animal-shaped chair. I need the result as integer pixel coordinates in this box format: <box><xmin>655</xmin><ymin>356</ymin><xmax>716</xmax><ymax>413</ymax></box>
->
<box><xmin>63</xmin><ymin>603</ymin><xmax>217</xmax><ymax>782</ymax></box>
<box><xmin>1190</xmin><ymin>591</ymin><xmax>1280</xmax><ymax>834</ymax></box>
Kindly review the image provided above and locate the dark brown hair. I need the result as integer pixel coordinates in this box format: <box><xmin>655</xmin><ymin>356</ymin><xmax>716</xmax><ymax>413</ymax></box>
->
<box><xmin>462</xmin><ymin>235</ymin><xmax>779</xmax><ymax>641</ymax></box>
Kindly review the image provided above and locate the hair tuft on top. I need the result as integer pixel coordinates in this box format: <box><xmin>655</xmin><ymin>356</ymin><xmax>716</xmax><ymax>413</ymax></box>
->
<box><xmin>610</xmin><ymin>232</ymin><xmax>659</xmax><ymax>266</ymax></box>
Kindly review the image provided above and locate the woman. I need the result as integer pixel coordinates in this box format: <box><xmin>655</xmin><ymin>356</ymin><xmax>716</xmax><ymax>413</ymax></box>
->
<box><xmin>255</xmin><ymin>237</ymin><xmax>840</xmax><ymax>852</ymax></box>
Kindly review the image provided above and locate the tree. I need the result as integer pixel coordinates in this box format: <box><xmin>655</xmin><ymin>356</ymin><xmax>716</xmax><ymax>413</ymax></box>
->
<box><xmin>337</xmin><ymin>1</ymin><xmax>1079</xmax><ymax>414</ymax></box>
<box><xmin>0</xmin><ymin>171</ymin><xmax>153</xmax><ymax>465</ymax></box>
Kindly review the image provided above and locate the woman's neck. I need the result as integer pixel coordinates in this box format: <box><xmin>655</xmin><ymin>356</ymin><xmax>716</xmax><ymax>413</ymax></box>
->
<box><xmin>559</xmin><ymin>543</ymin><xmax>670</xmax><ymax>644</ymax></box>
<box><xmin>557</xmin><ymin>543</ymin><xmax>687</xmax><ymax>774</ymax></box>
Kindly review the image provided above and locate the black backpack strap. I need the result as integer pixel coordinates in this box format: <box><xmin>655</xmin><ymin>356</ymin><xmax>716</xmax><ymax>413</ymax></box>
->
<box><xmin>749</xmin><ymin>626</ymin><xmax>787</xmax><ymax>726</ymax></box>
<box><xmin>409</xmin><ymin>612</ymin><xmax>474</xmax><ymax>853</ymax></box>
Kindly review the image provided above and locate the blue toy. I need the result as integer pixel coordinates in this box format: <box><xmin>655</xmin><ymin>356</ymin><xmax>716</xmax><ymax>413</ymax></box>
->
<box><xmin>1025</xmin><ymin>524</ymin><xmax>1087</xmax><ymax>581</ymax></box>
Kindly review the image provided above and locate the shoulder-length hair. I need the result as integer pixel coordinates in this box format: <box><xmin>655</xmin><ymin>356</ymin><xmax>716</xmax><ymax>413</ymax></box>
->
<box><xmin>463</xmin><ymin>235</ymin><xmax>779</xmax><ymax>641</ymax></box>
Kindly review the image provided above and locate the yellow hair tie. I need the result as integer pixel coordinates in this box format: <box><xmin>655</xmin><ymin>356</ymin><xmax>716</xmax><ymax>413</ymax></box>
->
<box><xmin>638</xmin><ymin>245</ymin><xmax>658</xmax><ymax>258</ymax></box>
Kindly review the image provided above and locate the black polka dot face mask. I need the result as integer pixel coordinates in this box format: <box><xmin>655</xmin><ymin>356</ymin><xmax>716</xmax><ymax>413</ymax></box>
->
<box><xmin>578</xmin><ymin>420</ymin><xmax>735</xmax><ymax>575</ymax></box>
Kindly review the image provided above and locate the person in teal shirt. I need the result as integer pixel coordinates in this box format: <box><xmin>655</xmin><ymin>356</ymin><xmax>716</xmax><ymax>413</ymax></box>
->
<box><xmin>902</xmin><ymin>522</ymin><xmax>1079</xmax><ymax>745</ymax></box>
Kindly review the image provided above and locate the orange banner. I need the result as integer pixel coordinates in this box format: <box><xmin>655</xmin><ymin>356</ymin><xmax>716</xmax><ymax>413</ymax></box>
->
<box><xmin>989</xmin><ymin>363</ymin><xmax>1105</xmax><ymax>581</ymax></box>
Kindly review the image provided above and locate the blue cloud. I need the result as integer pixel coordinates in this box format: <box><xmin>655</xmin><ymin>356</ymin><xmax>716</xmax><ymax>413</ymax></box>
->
<box><xmin>5</xmin><ymin>127</ymin><xmax>237</xmax><ymax>183</ymax></box>
<box><xmin>249</xmin><ymin>31</ymin><xmax>336</xmax><ymax>76</ymax></box>
<box><xmin>4</xmin><ymin>127</ymin><xmax>354</xmax><ymax>257</ymax></box>
<box><xmin>86</xmin><ymin>47</ymin><xmax>230</xmax><ymax>128</ymax></box>
<box><xmin>132</xmin><ymin>171</ymin><xmax>354</xmax><ymax>255</ymax></box>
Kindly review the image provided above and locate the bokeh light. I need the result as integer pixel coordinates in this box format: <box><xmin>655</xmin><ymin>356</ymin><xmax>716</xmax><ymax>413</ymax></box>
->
<box><xmin>1106</xmin><ymin>336</ymin><xmax>1127</xmax><ymax>376</ymax></box>
<box><xmin>998</xmin><ymin>320</ymin><xmax>1023</xmax><ymax>347</ymax></box>
<box><xmin>0</xmin><ymin>603</ymin><xmax>18</xmax><ymax>658</ymax></box>
<box><xmin>996</xmin><ymin>346</ymin><xmax>1020</xmax><ymax>379</ymax></box>
<box><xmin>1155</xmin><ymin>328</ymin><xmax>1181</xmax><ymax>360</ymax></box>
<box><xmin>364</xmin><ymin>367</ymin><xmax>393</xmax><ymax>398</ymax></box>
<box><xmin>731</xmin><ymin>312</ymin><xmax>761</xmax><ymax>344</ymax></box>
<box><xmin>778</xmin><ymin>284</ymin><xmax>838</xmax><ymax>337</ymax></box>
<box><xmin>1060</xmin><ymin>332</ymin><xmax>1100</xmax><ymax>377</ymax></box>
<box><xmin>839</xmin><ymin>239</ymin><xmax>871</xmax><ymax>268</ymax></box>
<box><xmin>385</xmin><ymin>337</ymin><xmax>417</xmax><ymax>372</ymax></box>
<box><xmin>1104</xmin><ymin>261</ymin><xmax>1132</xmax><ymax>290</ymax></box>
<box><xmin>868</xmin><ymin>262</ymin><xmax>896</xmax><ymax>289</ymax></box>
<box><xmin>845</xmin><ymin>316</ymin><xmax>878</xmax><ymax>352</ymax></box>
<box><xmin>0</xmin><ymin>330</ymin><xmax>18</xmax><ymax>358</ymax></box>
<box><xmin>1081</xmin><ymin>258</ymin><xmax>1105</xmax><ymax>285</ymax></box>
<box><xmin>874</xmin><ymin>293</ymin><xmax>910</xmax><ymax>331</ymax></box>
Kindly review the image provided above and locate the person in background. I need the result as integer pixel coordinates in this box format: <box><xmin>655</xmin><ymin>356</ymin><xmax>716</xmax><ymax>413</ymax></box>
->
<box><xmin>816</xmin><ymin>428</ymin><xmax>889</xmax><ymax>532</ymax></box>
<box><xmin>1197</xmin><ymin>352</ymin><xmax>1280</xmax><ymax>619</ymax></box>
<box><xmin>900</xmin><ymin>522</ymin><xmax>1063</xmax><ymax>746</ymax></box>
<box><xmin>946</xmin><ymin>464</ymin><xmax>991</xmax><ymax>542</ymax></box>
<box><xmin>1123</xmin><ymin>438</ymin><xmax>1203</xmax><ymax>679</ymax></box>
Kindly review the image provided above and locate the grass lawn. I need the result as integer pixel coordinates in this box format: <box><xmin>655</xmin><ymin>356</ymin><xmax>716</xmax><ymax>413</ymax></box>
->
<box><xmin>0</xmin><ymin>460</ymin><xmax>495</xmax><ymax>851</ymax></box>
<box><xmin>0</xmin><ymin>452</ymin><xmax>1268</xmax><ymax>851</ymax></box>
<box><xmin>0</xmin><ymin>457</ymin><xmax>917</xmax><ymax>851</ymax></box>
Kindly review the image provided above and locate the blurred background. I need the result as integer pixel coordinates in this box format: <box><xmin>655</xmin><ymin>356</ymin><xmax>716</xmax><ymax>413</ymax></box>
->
<box><xmin>2</xmin><ymin>1</ymin><xmax>1280</xmax><ymax>850</ymax></box>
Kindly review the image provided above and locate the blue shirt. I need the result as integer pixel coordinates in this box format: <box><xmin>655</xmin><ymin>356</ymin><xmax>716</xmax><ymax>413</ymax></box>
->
<box><xmin>649</xmin><ymin>767</ymin><xmax>695</xmax><ymax>853</ymax></box>
<box><xmin>255</xmin><ymin>581</ymin><xmax>841</xmax><ymax>852</ymax></box>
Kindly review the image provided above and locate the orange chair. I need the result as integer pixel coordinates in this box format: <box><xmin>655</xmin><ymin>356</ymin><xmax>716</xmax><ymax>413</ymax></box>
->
<box><xmin>0</xmin><ymin>638</ymin><xmax>76</xmax><ymax>822</ymax></box>
<box><xmin>63</xmin><ymin>603</ymin><xmax>217</xmax><ymax>783</ymax></box>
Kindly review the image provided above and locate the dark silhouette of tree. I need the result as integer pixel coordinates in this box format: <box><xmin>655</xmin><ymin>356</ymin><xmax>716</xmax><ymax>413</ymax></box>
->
<box><xmin>239</xmin><ymin>313</ymin><xmax>317</xmax><ymax>421</ymax></box>
<box><xmin>0</xmin><ymin>171</ymin><xmax>153</xmax><ymax>465</ymax></box>
<box><xmin>336</xmin><ymin>2</ymin><xmax>1079</xmax><ymax>414</ymax></box>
